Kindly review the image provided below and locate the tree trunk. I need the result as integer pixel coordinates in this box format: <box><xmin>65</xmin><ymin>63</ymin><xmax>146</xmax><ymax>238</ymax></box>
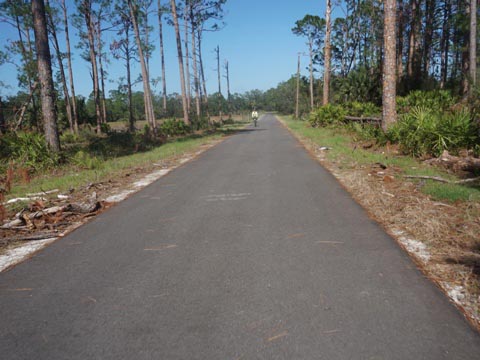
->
<box><xmin>129</xmin><ymin>0</ymin><xmax>157</xmax><ymax>132</ymax></box>
<box><xmin>45</xmin><ymin>0</ymin><xmax>73</xmax><ymax>133</ymax></box>
<box><xmin>126</xmin><ymin>30</ymin><xmax>135</xmax><ymax>132</ymax></box>
<box><xmin>82</xmin><ymin>0</ymin><xmax>102</xmax><ymax>133</ymax></box>
<box><xmin>61</xmin><ymin>0</ymin><xmax>79</xmax><ymax>133</ymax></box>
<box><xmin>462</xmin><ymin>1</ymin><xmax>471</xmax><ymax>96</ymax></box>
<box><xmin>225</xmin><ymin>60</ymin><xmax>231</xmax><ymax>117</ymax></box>
<box><xmin>406</xmin><ymin>0</ymin><xmax>421</xmax><ymax>84</ymax></box>
<box><xmin>440</xmin><ymin>0</ymin><xmax>452</xmax><ymax>88</ymax></box>
<box><xmin>470</xmin><ymin>0</ymin><xmax>477</xmax><ymax>91</ymax></box>
<box><xmin>96</xmin><ymin>17</ymin><xmax>108</xmax><ymax>124</ymax></box>
<box><xmin>158</xmin><ymin>0</ymin><xmax>167</xmax><ymax>116</ymax></box>
<box><xmin>309</xmin><ymin>39</ymin><xmax>314</xmax><ymax>109</ymax></box>
<box><xmin>191</xmin><ymin>9</ymin><xmax>201</xmax><ymax>119</ymax></box>
<box><xmin>383</xmin><ymin>0</ymin><xmax>398</xmax><ymax>131</ymax></box>
<box><xmin>296</xmin><ymin>53</ymin><xmax>300</xmax><ymax>119</ymax></box>
<box><xmin>215</xmin><ymin>45</ymin><xmax>222</xmax><ymax>120</ymax></box>
<box><xmin>170</xmin><ymin>0</ymin><xmax>189</xmax><ymax>125</ymax></box>
<box><xmin>184</xmin><ymin>10</ymin><xmax>191</xmax><ymax>112</ymax></box>
<box><xmin>15</xmin><ymin>13</ymin><xmax>38</xmax><ymax>129</ymax></box>
<box><xmin>423</xmin><ymin>0</ymin><xmax>435</xmax><ymax>76</ymax></box>
<box><xmin>198</xmin><ymin>28</ymin><xmax>208</xmax><ymax>109</ymax></box>
<box><xmin>32</xmin><ymin>0</ymin><xmax>60</xmax><ymax>153</ymax></box>
<box><xmin>397</xmin><ymin>0</ymin><xmax>405</xmax><ymax>80</ymax></box>
<box><xmin>323</xmin><ymin>0</ymin><xmax>332</xmax><ymax>105</ymax></box>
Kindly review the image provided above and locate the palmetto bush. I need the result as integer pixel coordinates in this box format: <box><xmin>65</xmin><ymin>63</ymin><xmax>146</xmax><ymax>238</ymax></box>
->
<box><xmin>309</xmin><ymin>104</ymin><xmax>346</xmax><ymax>127</ymax></box>
<box><xmin>1</xmin><ymin>132</ymin><xmax>59</xmax><ymax>171</ymax></box>
<box><xmin>389</xmin><ymin>106</ymin><xmax>478</xmax><ymax>157</ymax></box>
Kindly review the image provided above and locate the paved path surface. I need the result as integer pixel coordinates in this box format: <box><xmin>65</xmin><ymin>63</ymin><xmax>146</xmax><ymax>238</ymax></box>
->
<box><xmin>1</xmin><ymin>114</ymin><xmax>479</xmax><ymax>359</ymax></box>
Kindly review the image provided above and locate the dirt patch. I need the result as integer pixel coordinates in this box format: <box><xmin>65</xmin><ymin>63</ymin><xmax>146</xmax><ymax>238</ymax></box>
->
<box><xmin>280</xmin><ymin>118</ymin><xmax>480</xmax><ymax>329</ymax></box>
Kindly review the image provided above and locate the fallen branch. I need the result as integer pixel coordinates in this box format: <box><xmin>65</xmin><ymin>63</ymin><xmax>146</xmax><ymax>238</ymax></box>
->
<box><xmin>344</xmin><ymin>115</ymin><xmax>382</xmax><ymax>125</ymax></box>
<box><xmin>1</xmin><ymin>232</ymin><xmax>58</xmax><ymax>243</ymax></box>
<box><xmin>404</xmin><ymin>175</ymin><xmax>480</xmax><ymax>184</ymax></box>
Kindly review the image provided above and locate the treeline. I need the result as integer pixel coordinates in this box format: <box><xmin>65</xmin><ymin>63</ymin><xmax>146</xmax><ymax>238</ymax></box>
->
<box><xmin>0</xmin><ymin>0</ymin><xmax>234</xmax><ymax>148</ymax></box>
<box><xmin>290</xmin><ymin>0</ymin><xmax>478</xmax><ymax>111</ymax></box>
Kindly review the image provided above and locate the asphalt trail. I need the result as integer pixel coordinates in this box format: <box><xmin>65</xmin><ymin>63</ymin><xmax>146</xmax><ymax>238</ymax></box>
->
<box><xmin>1</xmin><ymin>114</ymin><xmax>479</xmax><ymax>359</ymax></box>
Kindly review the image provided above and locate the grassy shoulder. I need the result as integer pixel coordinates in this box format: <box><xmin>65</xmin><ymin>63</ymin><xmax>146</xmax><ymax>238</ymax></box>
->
<box><xmin>4</xmin><ymin>122</ymin><xmax>247</xmax><ymax>204</ymax></box>
<box><xmin>282</xmin><ymin>116</ymin><xmax>480</xmax><ymax>203</ymax></box>
<box><xmin>280</xmin><ymin>114</ymin><xmax>480</xmax><ymax>326</ymax></box>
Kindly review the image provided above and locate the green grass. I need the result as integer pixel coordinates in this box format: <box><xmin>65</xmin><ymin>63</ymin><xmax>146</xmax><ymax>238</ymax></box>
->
<box><xmin>6</xmin><ymin>131</ymin><xmax>228</xmax><ymax>200</ymax></box>
<box><xmin>281</xmin><ymin>115</ymin><xmax>480</xmax><ymax>203</ymax></box>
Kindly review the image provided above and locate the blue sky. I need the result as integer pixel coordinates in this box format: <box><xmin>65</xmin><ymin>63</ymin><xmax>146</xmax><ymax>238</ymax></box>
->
<box><xmin>0</xmin><ymin>0</ymin><xmax>334</xmax><ymax>98</ymax></box>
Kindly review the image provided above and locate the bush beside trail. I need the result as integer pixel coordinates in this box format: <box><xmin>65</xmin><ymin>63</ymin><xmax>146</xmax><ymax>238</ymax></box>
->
<box><xmin>307</xmin><ymin>91</ymin><xmax>480</xmax><ymax>159</ymax></box>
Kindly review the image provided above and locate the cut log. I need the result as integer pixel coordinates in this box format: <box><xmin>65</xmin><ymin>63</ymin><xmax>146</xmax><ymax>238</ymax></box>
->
<box><xmin>344</xmin><ymin>116</ymin><xmax>382</xmax><ymax>125</ymax></box>
<box><xmin>66</xmin><ymin>201</ymin><xmax>100</xmax><ymax>214</ymax></box>
<box><xmin>429</xmin><ymin>150</ymin><xmax>480</xmax><ymax>173</ymax></box>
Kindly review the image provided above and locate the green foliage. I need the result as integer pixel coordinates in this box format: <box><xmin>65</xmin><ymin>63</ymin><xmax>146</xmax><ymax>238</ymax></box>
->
<box><xmin>342</xmin><ymin>102</ymin><xmax>380</xmax><ymax>117</ymax></box>
<box><xmin>0</xmin><ymin>132</ymin><xmax>59</xmax><ymax>171</ymax></box>
<box><xmin>396</xmin><ymin>90</ymin><xmax>457</xmax><ymax>114</ymax></box>
<box><xmin>158</xmin><ymin>119</ymin><xmax>191</xmax><ymax>137</ymax></box>
<box><xmin>388</xmin><ymin>107</ymin><xmax>478</xmax><ymax>157</ymax></box>
<box><xmin>334</xmin><ymin>67</ymin><xmax>382</xmax><ymax>104</ymax></box>
<box><xmin>309</xmin><ymin>104</ymin><xmax>346</xmax><ymax>127</ymax></box>
<box><xmin>72</xmin><ymin>150</ymin><xmax>102</xmax><ymax>170</ymax></box>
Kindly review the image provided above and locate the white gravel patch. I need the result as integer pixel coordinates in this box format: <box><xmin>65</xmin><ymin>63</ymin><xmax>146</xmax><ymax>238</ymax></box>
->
<box><xmin>0</xmin><ymin>238</ymin><xmax>57</xmax><ymax>272</ymax></box>
<box><xmin>133</xmin><ymin>169</ymin><xmax>171</xmax><ymax>188</ymax></box>
<box><xmin>392</xmin><ymin>229</ymin><xmax>431</xmax><ymax>264</ymax></box>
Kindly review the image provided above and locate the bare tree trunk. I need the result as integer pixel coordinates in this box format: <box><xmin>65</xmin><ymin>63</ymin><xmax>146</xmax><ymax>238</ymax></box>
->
<box><xmin>126</xmin><ymin>32</ymin><xmax>135</xmax><ymax>132</ymax></box>
<box><xmin>462</xmin><ymin>2</ymin><xmax>471</xmax><ymax>95</ymax></box>
<box><xmin>82</xmin><ymin>0</ymin><xmax>102</xmax><ymax>133</ymax></box>
<box><xmin>383</xmin><ymin>0</ymin><xmax>398</xmax><ymax>131</ymax></box>
<box><xmin>423</xmin><ymin>0</ymin><xmax>435</xmax><ymax>76</ymax></box>
<box><xmin>224</xmin><ymin>60</ymin><xmax>231</xmax><ymax>117</ymax></box>
<box><xmin>323</xmin><ymin>0</ymin><xmax>332</xmax><ymax>105</ymax></box>
<box><xmin>129</xmin><ymin>0</ymin><xmax>157</xmax><ymax>132</ymax></box>
<box><xmin>14</xmin><ymin>13</ymin><xmax>38</xmax><ymax>129</ymax></box>
<box><xmin>215</xmin><ymin>45</ymin><xmax>222</xmax><ymax>120</ymax></box>
<box><xmin>215</xmin><ymin>45</ymin><xmax>222</xmax><ymax>95</ymax></box>
<box><xmin>96</xmin><ymin>17</ymin><xmax>108</xmax><ymax>124</ymax></box>
<box><xmin>296</xmin><ymin>53</ymin><xmax>300</xmax><ymax>119</ymax></box>
<box><xmin>397</xmin><ymin>0</ymin><xmax>405</xmax><ymax>80</ymax></box>
<box><xmin>170</xmin><ymin>0</ymin><xmax>189</xmax><ymax>125</ymax></box>
<box><xmin>61</xmin><ymin>0</ymin><xmax>79</xmax><ymax>133</ymax></box>
<box><xmin>470</xmin><ymin>0</ymin><xmax>477</xmax><ymax>91</ymax></box>
<box><xmin>158</xmin><ymin>0</ymin><xmax>167</xmax><ymax>116</ymax></box>
<box><xmin>308</xmin><ymin>39</ymin><xmax>314</xmax><ymax>109</ymax></box>
<box><xmin>184</xmin><ymin>10</ymin><xmax>191</xmax><ymax>112</ymax></box>
<box><xmin>406</xmin><ymin>0</ymin><xmax>421</xmax><ymax>82</ymax></box>
<box><xmin>32</xmin><ymin>0</ymin><xmax>60</xmax><ymax>152</ymax></box>
<box><xmin>440</xmin><ymin>0</ymin><xmax>452</xmax><ymax>88</ymax></box>
<box><xmin>191</xmin><ymin>9</ymin><xmax>201</xmax><ymax>119</ymax></box>
<box><xmin>198</xmin><ymin>28</ymin><xmax>208</xmax><ymax>108</ymax></box>
<box><xmin>45</xmin><ymin>0</ymin><xmax>73</xmax><ymax>133</ymax></box>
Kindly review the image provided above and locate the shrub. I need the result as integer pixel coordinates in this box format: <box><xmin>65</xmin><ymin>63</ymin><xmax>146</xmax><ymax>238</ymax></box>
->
<box><xmin>343</xmin><ymin>102</ymin><xmax>381</xmax><ymax>117</ymax></box>
<box><xmin>389</xmin><ymin>106</ymin><xmax>478</xmax><ymax>157</ymax></box>
<box><xmin>158</xmin><ymin>119</ymin><xmax>191</xmax><ymax>137</ymax></box>
<box><xmin>309</xmin><ymin>104</ymin><xmax>346</xmax><ymax>127</ymax></box>
<box><xmin>1</xmin><ymin>132</ymin><xmax>59</xmax><ymax>171</ymax></box>
<box><xmin>71</xmin><ymin>150</ymin><xmax>102</xmax><ymax>170</ymax></box>
<box><xmin>396</xmin><ymin>90</ymin><xmax>456</xmax><ymax>114</ymax></box>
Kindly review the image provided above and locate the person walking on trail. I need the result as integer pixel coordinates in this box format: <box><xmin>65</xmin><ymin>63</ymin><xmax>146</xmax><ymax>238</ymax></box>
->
<box><xmin>251</xmin><ymin>109</ymin><xmax>259</xmax><ymax>127</ymax></box>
